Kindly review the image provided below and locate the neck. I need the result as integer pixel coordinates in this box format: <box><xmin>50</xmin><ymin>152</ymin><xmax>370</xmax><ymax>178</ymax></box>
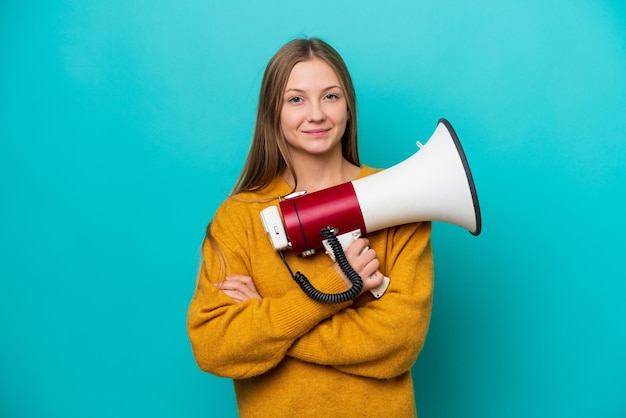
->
<box><xmin>282</xmin><ymin>155</ymin><xmax>361</xmax><ymax>193</ymax></box>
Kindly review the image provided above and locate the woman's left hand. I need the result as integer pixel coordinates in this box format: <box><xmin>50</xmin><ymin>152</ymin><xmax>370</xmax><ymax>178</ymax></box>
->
<box><xmin>216</xmin><ymin>275</ymin><xmax>263</xmax><ymax>302</ymax></box>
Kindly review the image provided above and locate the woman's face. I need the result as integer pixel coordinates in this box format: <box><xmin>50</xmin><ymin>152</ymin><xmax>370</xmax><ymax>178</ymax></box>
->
<box><xmin>280</xmin><ymin>58</ymin><xmax>348</xmax><ymax>161</ymax></box>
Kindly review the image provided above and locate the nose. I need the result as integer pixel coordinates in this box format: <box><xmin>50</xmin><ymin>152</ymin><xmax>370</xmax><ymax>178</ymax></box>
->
<box><xmin>306</xmin><ymin>101</ymin><xmax>326</xmax><ymax>122</ymax></box>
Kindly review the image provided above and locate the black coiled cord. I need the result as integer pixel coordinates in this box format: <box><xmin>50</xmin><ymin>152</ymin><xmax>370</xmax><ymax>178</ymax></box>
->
<box><xmin>279</xmin><ymin>227</ymin><xmax>363</xmax><ymax>304</ymax></box>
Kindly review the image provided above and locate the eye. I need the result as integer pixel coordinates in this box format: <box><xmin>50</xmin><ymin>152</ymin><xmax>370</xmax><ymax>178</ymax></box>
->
<box><xmin>287</xmin><ymin>96</ymin><xmax>303</xmax><ymax>103</ymax></box>
<box><xmin>325</xmin><ymin>93</ymin><xmax>340</xmax><ymax>100</ymax></box>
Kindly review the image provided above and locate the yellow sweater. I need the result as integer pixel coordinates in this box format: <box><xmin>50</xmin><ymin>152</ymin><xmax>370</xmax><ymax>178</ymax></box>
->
<box><xmin>187</xmin><ymin>166</ymin><xmax>434</xmax><ymax>417</ymax></box>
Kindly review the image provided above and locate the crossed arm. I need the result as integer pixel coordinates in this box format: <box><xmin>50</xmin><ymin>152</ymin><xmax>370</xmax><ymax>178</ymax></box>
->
<box><xmin>198</xmin><ymin>221</ymin><xmax>433</xmax><ymax>380</ymax></box>
<box><xmin>217</xmin><ymin>236</ymin><xmax>384</xmax><ymax>302</ymax></box>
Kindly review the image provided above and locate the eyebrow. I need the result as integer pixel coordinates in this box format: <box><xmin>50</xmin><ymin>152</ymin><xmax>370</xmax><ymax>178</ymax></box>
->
<box><xmin>284</xmin><ymin>85</ymin><xmax>343</xmax><ymax>94</ymax></box>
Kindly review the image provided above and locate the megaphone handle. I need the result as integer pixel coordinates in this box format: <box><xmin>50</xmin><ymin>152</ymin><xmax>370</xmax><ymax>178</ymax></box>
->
<box><xmin>323</xmin><ymin>230</ymin><xmax>390</xmax><ymax>298</ymax></box>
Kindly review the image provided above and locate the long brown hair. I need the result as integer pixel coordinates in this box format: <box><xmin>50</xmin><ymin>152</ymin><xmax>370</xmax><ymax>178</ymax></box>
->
<box><xmin>231</xmin><ymin>37</ymin><xmax>360</xmax><ymax>195</ymax></box>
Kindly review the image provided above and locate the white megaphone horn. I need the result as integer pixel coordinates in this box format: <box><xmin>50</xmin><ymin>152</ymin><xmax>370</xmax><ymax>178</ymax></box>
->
<box><xmin>261</xmin><ymin>118</ymin><xmax>482</xmax><ymax>257</ymax></box>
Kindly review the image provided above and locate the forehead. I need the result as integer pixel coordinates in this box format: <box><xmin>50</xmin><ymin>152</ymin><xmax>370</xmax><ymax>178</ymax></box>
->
<box><xmin>284</xmin><ymin>58</ymin><xmax>342</xmax><ymax>90</ymax></box>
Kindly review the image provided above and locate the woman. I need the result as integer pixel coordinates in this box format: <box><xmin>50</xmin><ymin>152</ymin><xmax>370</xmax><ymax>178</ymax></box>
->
<box><xmin>187</xmin><ymin>38</ymin><xmax>434</xmax><ymax>417</ymax></box>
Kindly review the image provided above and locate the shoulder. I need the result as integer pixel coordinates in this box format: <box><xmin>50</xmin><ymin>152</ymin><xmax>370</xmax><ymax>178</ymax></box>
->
<box><xmin>212</xmin><ymin>175</ymin><xmax>288</xmax><ymax>226</ymax></box>
<box><xmin>233</xmin><ymin>174</ymin><xmax>291</xmax><ymax>201</ymax></box>
<box><xmin>357</xmin><ymin>165</ymin><xmax>383</xmax><ymax>179</ymax></box>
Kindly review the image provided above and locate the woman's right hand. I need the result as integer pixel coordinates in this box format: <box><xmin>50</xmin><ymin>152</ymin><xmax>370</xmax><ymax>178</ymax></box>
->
<box><xmin>333</xmin><ymin>237</ymin><xmax>385</xmax><ymax>294</ymax></box>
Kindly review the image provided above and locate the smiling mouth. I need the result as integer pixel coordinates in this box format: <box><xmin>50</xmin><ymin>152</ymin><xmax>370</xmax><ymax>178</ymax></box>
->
<box><xmin>303</xmin><ymin>129</ymin><xmax>330</xmax><ymax>136</ymax></box>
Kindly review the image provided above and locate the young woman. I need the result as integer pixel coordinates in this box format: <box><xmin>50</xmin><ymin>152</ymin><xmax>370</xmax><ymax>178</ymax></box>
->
<box><xmin>187</xmin><ymin>38</ymin><xmax>434</xmax><ymax>417</ymax></box>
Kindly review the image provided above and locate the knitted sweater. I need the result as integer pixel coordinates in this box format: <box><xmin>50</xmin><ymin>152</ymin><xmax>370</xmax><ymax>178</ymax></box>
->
<box><xmin>187</xmin><ymin>166</ymin><xmax>434</xmax><ymax>417</ymax></box>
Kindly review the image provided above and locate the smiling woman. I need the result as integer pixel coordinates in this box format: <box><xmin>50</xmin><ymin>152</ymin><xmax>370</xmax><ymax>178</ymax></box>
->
<box><xmin>187</xmin><ymin>38</ymin><xmax>435</xmax><ymax>417</ymax></box>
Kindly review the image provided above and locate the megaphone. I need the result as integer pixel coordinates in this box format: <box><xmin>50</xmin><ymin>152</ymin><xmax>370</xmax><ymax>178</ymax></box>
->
<box><xmin>261</xmin><ymin>118</ymin><xmax>482</xmax><ymax>256</ymax></box>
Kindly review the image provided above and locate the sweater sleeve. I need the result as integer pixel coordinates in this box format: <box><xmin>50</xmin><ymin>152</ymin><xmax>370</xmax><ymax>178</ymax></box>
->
<box><xmin>285</xmin><ymin>221</ymin><xmax>434</xmax><ymax>379</ymax></box>
<box><xmin>187</xmin><ymin>198</ymin><xmax>351</xmax><ymax>379</ymax></box>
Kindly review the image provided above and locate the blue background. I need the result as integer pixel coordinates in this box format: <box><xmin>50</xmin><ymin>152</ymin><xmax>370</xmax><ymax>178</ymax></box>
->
<box><xmin>2</xmin><ymin>1</ymin><xmax>625</xmax><ymax>417</ymax></box>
